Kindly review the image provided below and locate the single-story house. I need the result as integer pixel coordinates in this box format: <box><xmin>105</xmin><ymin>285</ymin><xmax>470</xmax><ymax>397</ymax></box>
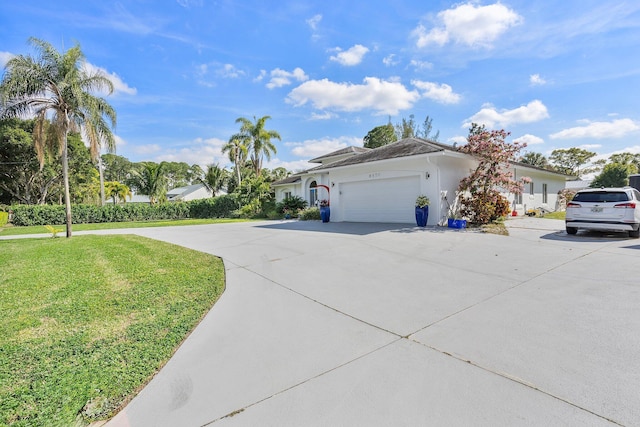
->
<box><xmin>273</xmin><ymin>138</ymin><xmax>571</xmax><ymax>225</ymax></box>
<box><xmin>166</xmin><ymin>183</ymin><xmax>219</xmax><ymax>202</ymax></box>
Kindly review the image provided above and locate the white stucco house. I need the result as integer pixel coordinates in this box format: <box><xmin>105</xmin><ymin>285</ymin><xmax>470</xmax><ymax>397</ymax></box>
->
<box><xmin>273</xmin><ymin>138</ymin><xmax>570</xmax><ymax>225</ymax></box>
<box><xmin>166</xmin><ymin>183</ymin><xmax>219</xmax><ymax>202</ymax></box>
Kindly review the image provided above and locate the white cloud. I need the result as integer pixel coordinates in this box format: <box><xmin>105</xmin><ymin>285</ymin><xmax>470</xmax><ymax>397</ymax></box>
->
<box><xmin>0</xmin><ymin>51</ymin><xmax>15</xmax><ymax>68</ymax></box>
<box><xmin>530</xmin><ymin>74</ymin><xmax>546</xmax><ymax>85</ymax></box>
<box><xmin>113</xmin><ymin>135</ymin><xmax>127</xmax><ymax>148</ymax></box>
<box><xmin>413</xmin><ymin>2</ymin><xmax>522</xmax><ymax>48</ymax></box>
<box><xmin>409</xmin><ymin>59</ymin><xmax>433</xmax><ymax>70</ymax></box>
<box><xmin>253</xmin><ymin>69</ymin><xmax>267</xmax><ymax>83</ymax></box>
<box><xmin>133</xmin><ymin>144</ymin><xmax>162</xmax><ymax>155</ymax></box>
<box><xmin>264</xmin><ymin>158</ymin><xmax>315</xmax><ymax>173</ymax></box>
<box><xmin>550</xmin><ymin>119</ymin><xmax>640</xmax><ymax>139</ymax></box>
<box><xmin>514</xmin><ymin>134</ymin><xmax>544</xmax><ymax>145</ymax></box>
<box><xmin>266</xmin><ymin>67</ymin><xmax>309</xmax><ymax>89</ymax></box>
<box><xmin>310</xmin><ymin>111</ymin><xmax>338</xmax><ymax>120</ymax></box>
<box><xmin>383</xmin><ymin>54</ymin><xmax>399</xmax><ymax>67</ymax></box>
<box><xmin>153</xmin><ymin>137</ymin><xmax>230</xmax><ymax>168</ymax></box>
<box><xmin>412</xmin><ymin>80</ymin><xmax>461</xmax><ymax>104</ymax></box>
<box><xmin>306</xmin><ymin>14</ymin><xmax>322</xmax><ymax>31</ymax></box>
<box><xmin>216</xmin><ymin>63</ymin><xmax>244</xmax><ymax>79</ymax></box>
<box><xmin>176</xmin><ymin>0</ymin><xmax>202</xmax><ymax>7</ymax></box>
<box><xmin>447</xmin><ymin>136</ymin><xmax>467</xmax><ymax>145</ymax></box>
<box><xmin>463</xmin><ymin>100</ymin><xmax>549</xmax><ymax>128</ymax></box>
<box><xmin>285</xmin><ymin>136</ymin><xmax>361</xmax><ymax>158</ymax></box>
<box><xmin>578</xmin><ymin>144</ymin><xmax>602</xmax><ymax>150</ymax></box>
<box><xmin>83</xmin><ymin>62</ymin><xmax>137</xmax><ymax>96</ymax></box>
<box><xmin>287</xmin><ymin>77</ymin><xmax>420</xmax><ymax>115</ymax></box>
<box><xmin>329</xmin><ymin>44</ymin><xmax>369</xmax><ymax>66</ymax></box>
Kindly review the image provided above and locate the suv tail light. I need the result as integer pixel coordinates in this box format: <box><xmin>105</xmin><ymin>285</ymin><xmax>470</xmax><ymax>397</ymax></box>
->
<box><xmin>614</xmin><ymin>202</ymin><xmax>636</xmax><ymax>208</ymax></box>
<box><xmin>567</xmin><ymin>202</ymin><xmax>581</xmax><ymax>208</ymax></box>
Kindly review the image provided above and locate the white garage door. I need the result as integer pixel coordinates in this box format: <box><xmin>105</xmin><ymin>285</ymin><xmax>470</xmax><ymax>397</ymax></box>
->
<box><xmin>341</xmin><ymin>176</ymin><xmax>420</xmax><ymax>223</ymax></box>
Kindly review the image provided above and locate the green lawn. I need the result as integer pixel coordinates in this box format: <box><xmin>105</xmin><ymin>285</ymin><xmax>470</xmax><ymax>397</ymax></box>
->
<box><xmin>0</xmin><ymin>217</ymin><xmax>249</xmax><ymax>236</ymax></box>
<box><xmin>0</xmin><ymin>235</ymin><xmax>226</xmax><ymax>426</ymax></box>
<box><xmin>543</xmin><ymin>211</ymin><xmax>566</xmax><ymax>220</ymax></box>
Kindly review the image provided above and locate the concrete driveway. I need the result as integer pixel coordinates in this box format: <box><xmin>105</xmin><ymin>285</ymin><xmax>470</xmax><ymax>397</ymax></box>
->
<box><xmin>101</xmin><ymin>218</ymin><xmax>639</xmax><ymax>426</ymax></box>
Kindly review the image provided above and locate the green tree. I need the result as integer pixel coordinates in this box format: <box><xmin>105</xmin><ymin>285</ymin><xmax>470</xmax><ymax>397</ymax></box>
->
<box><xmin>519</xmin><ymin>152</ymin><xmax>549</xmax><ymax>168</ymax></box>
<box><xmin>394</xmin><ymin>114</ymin><xmax>440</xmax><ymax>141</ymax></box>
<box><xmin>222</xmin><ymin>134</ymin><xmax>249</xmax><ymax>186</ymax></box>
<box><xmin>233</xmin><ymin>115</ymin><xmax>281</xmax><ymax>175</ymax></box>
<box><xmin>363</xmin><ymin>123</ymin><xmax>397</xmax><ymax>148</ymax></box>
<box><xmin>417</xmin><ymin>115</ymin><xmax>440</xmax><ymax>141</ymax></box>
<box><xmin>104</xmin><ymin>180</ymin><xmax>132</xmax><ymax>203</ymax></box>
<box><xmin>608</xmin><ymin>152</ymin><xmax>640</xmax><ymax>173</ymax></box>
<box><xmin>0</xmin><ymin>37</ymin><xmax>117</xmax><ymax>237</ymax></box>
<box><xmin>129</xmin><ymin>162</ymin><xmax>166</xmax><ymax>204</ymax></box>
<box><xmin>590</xmin><ymin>163</ymin><xmax>635</xmax><ymax>188</ymax></box>
<box><xmin>549</xmin><ymin>148</ymin><xmax>596</xmax><ymax>178</ymax></box>
<box><xmin>199</xmin><ymin>163</ymin><xmax>228</xmax><ymax>196</ymax></box>
<box><xmin>0</xmin><ymin>118</ymin><xmax>60</xmax><ymax>204</ymax></box>
<box><xmin>101</xmin><ymin>153</ymin><xmax>133</xmax><ymax>182</ymax></box>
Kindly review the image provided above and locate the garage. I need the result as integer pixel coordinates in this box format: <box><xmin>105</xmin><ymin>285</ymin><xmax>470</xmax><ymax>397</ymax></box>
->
<box><xmin>340</xmin><ymin>175</ymin><xmax>420</xmax><ymax>223</ymax></box>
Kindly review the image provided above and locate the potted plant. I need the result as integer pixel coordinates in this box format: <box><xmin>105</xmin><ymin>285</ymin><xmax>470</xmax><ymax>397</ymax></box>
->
<box><xmin>415</xmin><ymin>195</ymin><xmax>429</xmax><ymax>227</ymax></box>
<box><xmin>319</xmin><ymin>199</ymin><xmax>330</xmax><ymax>223</ymax></box>
<box><xmin>445</xmin><ymin>191</ymin><xmax>466</xmax><ymax>229</ymax></box>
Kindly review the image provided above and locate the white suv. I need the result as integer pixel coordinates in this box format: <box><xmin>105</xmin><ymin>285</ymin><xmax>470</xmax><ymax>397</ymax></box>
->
<box><xmin>566</xmin><ymin>187</ymin><xmax>640</xmax><ymax>238</ymax></box>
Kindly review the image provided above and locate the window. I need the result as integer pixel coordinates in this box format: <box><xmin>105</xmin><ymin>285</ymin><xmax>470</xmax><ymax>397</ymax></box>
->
<box><xmin>542</xmin><ymin>184</ymin><xmax>548</xmax><ymax>204</ymax></box>
<box><xmin>309</xmin><ymin>181</ymin><xmax>318</xmax><ymax>206</ymax></box>
<box><xmin>529</xmin><ymin>182</ymin><xmax>534</xmax><ymax>196</ymax></box>
<box><xmin>515</xmin><ymin>192</ymin><xmax>522</xmax><ymax>204</ymax></box>
<box><xmin>284</xmin><ymin>191</ymin><xmax>292</xmax><ymax>199</ymax></box>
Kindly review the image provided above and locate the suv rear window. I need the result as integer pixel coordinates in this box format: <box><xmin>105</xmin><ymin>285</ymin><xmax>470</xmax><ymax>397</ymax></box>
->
<box><xmin>572</xmin><ymin>191</ymin><xmax>629</xmax><ymax>203</ymax></box>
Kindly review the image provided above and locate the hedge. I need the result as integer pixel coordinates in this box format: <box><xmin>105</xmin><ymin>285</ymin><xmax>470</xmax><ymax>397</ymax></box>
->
<box><xmin>0</xmin><ymin>211</ymin><xmax>8</xmax><ymax>227</ymax></box>
<box><xmin>9</xmin><ymin>195</ymin><xmax>240</xmax><ymax>226</ymax></box>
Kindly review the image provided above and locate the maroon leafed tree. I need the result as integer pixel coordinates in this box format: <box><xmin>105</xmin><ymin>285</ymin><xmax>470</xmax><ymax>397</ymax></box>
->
<box><xmin>457</xmin><ymin>123</ymin><xmax>528</xmax><ymax>224</ymax></box>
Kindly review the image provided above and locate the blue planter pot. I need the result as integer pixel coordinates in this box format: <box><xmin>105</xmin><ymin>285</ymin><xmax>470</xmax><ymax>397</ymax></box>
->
<box><xmin>415</xmin><ymin>206</ymin><xmax>429</xmax><ymax>227</ymax></box>
<box><xmin>320</xmin><ymin>206</ymin><xmax>330</xmax><ymax>223</ymax></box>
<box><xmin>448</xmin><ymin>218</ymin><xmax>467</xmax><ymax>229</ymax></box>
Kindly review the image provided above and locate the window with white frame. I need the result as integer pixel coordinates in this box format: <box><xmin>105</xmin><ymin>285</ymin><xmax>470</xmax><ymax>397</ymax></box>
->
<box><xmin>284</xmin><ymin>191</ymin><xmax>292</xmax><ymax>199</ymax></box>
<box><xmin>542</xmin><ymin>184</ymin><xmax>548</xmax><ymax>204</ymax></box>
<box><xmin>515</xmin><ymin>192</ymin><xmax>522</xmax><ymax>204</ymax></box>
<box><xmin>529</xmin><ymin>181</ymin><xmax>534</xmax><ymax>196</ymax></box>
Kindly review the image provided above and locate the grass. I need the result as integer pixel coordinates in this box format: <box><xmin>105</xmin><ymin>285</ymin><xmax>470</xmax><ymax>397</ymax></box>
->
<box><xmin>543</xmin><ymin>211</ymin><xmax>566</xmax><ymax>220</ymax></box>
<box><xmin>0</xmin><ymin>217</ymin><xmax>249</xmax><ymax>236</ymax></box>
<box><xmin>0</xmin><ymin>235</ymin><xmax>226</xmax><ymax>426</ymax></box>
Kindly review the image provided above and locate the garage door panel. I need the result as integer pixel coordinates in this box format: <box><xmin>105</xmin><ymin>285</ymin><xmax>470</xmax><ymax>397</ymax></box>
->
<box><xmin>342</xmin><ymin>176</ymin><xmax>420</xmax><ymax>223</ymax></box>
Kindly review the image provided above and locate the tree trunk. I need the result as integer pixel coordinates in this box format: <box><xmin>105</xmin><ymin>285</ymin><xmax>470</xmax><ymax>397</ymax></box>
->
<box><xmin>62</xmin><ymin>124</ymin><xmax>73</xmax><ymax>238</ymax></box>
<box><xmin>98</xmin><ymin>156</ymin><xmax>105</xmax><ymax>206</ymax></box>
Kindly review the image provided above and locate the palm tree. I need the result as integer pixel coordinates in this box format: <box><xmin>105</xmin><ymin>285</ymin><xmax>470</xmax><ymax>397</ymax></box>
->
<box><xmin>519</xmin><ymin>152</ymin><xmax>549</xmax><ymax>168</ymax></box>
<box><xmin>130</xmin><ymin>162</ymin><xmax>166</xmax><ymax>205</ymax></box>
<box><xmin>234</xmin><ymin>115</ymin><xmax>281</xmax><ymax>175</ymax></box>
<box><xmin>199</xmin><ymin>163</ymin><xmax>228</xmax><ymax>196</ymax></box>
<box><xmin>0</xmin><ymin>37</ymin><xmax>117</xmax><ymax>237</ymax></box>
<box><xmin>222</xmin><ymin>134</ymin><xmax>248</xmax><ymax>186</ymax></box>
<box><xmin>105</xmin><ymin>181</ymin><xmax>132</xmax><ymax>204</ymax></box>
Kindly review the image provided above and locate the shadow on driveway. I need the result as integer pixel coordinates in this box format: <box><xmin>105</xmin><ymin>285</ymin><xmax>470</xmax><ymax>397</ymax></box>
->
<box><xmin>540</xmin><ymin>229</ymin><xmax>635</xmax><ymax>242</ymax></box>
<box><xmin>257</xmin><ymin>221</ymin><xmax>469</xmax><ymax>236</ymax></box>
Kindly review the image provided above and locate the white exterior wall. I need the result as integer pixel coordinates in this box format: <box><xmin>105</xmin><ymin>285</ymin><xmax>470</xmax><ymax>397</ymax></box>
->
<box><xmin>509</xmin><ymin>166</ymin><xmax>567</xmax><ymax>214</ymax></box>
<box><xmin>274</xmin><ymin>184</ymin><xmax>303</xmax><ymax>203</ymax></box>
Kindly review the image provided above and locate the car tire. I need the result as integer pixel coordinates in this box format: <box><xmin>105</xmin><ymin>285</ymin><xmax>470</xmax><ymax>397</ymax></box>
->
<box><xmin>630</xmin><ymin>228</ymin><xmax>640</xmax><ymax>238</ymax></box>
<box><xmin>566</xmin><ymin>227</ymin><xmax>578</xmax><ymax>235</ymax></box>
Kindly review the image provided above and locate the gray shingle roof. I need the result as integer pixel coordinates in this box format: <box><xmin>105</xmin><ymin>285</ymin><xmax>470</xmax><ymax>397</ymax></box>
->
<box><xmin>309</xmin><ymin>146</ymin><xmax>371</xmax><ymax>163</ymax></box>
<box><xmin>313</xmin><ymin>138</ymin><xmax>446</xmax><ymax>170</ymax></box>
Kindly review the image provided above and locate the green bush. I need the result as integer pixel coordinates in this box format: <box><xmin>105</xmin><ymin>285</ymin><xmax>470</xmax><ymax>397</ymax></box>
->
<box><xmin>276</xmin><ymin>195</ymin><xmax>308</xmax><ymax>214</ymax></box>
<box><xmin>188</xmin><ymin>195</ymin><xmax>239</xmax><ymax>218</ymax></box>
<box><xmin>11</xmin><ymin>204</ymin><xmax>65</xmax><ymax>226</ymax></box>
<box><xmin>0</xmin><ymin>211</ymin><xmax>8</xmax><ymax>227</ymax></box>
<box><xmin>299</xmin><ymin>207</ymin><xmax>321</xmax><ymax>221</ymax></box>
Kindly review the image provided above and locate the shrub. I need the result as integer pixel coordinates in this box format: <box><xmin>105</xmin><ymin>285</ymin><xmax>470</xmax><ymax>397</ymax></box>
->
<box><xmin>276</xmin><ymin>195</ymin><xmax>307</xmax><ymax>214</ymax></box>
<box><xmin>299</xmin><ymin>207</ymin><xmax>320</xmax><ymax>221</ymax></box>
<box><xmin>0</xmin><ymin>211</ymin><xmax>8</xmax><ymax>227</ymax></box>
<box><xmin>460</xmin><ymin>189</ymin><xmax>510</xmax><ymax>225</ymax></box>
<box><xmin>188</xmin><ymin>195</ymin><xmax>239</xmax><ymax>218</ymax></box>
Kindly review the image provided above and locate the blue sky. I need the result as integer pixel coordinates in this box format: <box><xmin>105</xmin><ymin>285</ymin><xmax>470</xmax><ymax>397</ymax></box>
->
<box><xmin>2</xmin><ymin>1</ymin><xmax>640</xmax><ymax>172</ymax></box>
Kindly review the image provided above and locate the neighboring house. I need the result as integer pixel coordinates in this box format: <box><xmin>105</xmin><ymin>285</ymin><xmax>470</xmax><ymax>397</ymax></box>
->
<box><xmin>166</xmin><ymin>183</ymin><xmax>219</xmax><ymax>202</ymax></box>
<box><xmin>273</xmin><ymin>138</ymin><xmax>570</xmax><ymax>225</ymax></box>
<box><xmin>565</xmin><ymin>180</ymin><xmax>593</xmax><ymax>191</ymax></box>
<box><xmin>105</xmin><ymin>194</ymin><xmax>151</xmax><ymax>204</ymax></box>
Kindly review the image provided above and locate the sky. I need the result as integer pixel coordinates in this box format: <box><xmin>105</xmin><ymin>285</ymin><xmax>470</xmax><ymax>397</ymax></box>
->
<box><xmin>1</xmin><ymin>1</ymin><xmax>640</xmax><ymax>173</ymax></box>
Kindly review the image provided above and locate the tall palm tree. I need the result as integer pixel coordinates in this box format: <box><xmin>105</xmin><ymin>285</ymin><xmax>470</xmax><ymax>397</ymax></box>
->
<box><xmin>199</xmin><ymin>163</ymin><xmax>228</xmax><ymax>196</ymax></box>
<box><xmin>234</xmin><ymin>115</ymin><xmax>281</xmax><ymax>175</ymax></box>
<box><xmin>130</xmin><ymin>162</ymin><xmax>166</xmax><ymax>205</ymax></box>
<box><xmin>0</xmin><ymin>37</ymin><xmax>117</xmax><ymax>237</ymax></box>
<box><xmin>222</xmin><ymin>134</ymin><xmax>248</xmax><ymax>185</ymax></box>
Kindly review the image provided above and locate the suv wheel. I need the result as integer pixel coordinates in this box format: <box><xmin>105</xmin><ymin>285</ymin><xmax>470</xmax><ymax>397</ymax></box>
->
<box><xmin>566</xmin><ymin>227</ymin><xmax>577</xmax><ymax>235</ymax></box>
<box><xmin>630</xmin><ymin>228</ymin><xmax>640</xmax><ymax>238</ymax></box>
